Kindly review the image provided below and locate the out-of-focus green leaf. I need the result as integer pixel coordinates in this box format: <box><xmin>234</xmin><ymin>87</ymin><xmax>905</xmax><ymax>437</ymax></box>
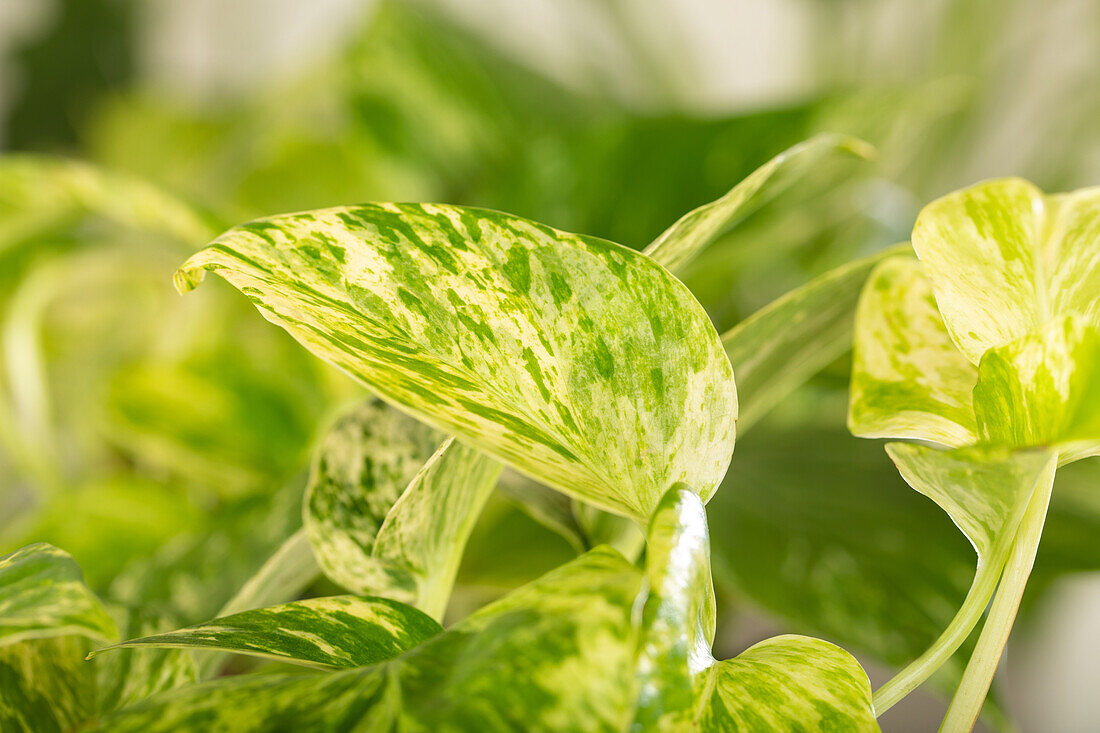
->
<box><xmin>0</xmin><ymin>636</ymin><xmax>98</xmax><ymax>733</ymax></box>
<box><xmin>495</xmin><ymin>469</ymin><xmax>586</xmax><ymax>554</ymax></box>
<box><xmin>176</xmin><ymin>204</ymin><xmax>735</xmax><ymax>519</ymax></box>
<box><xmin>304</xmin><ymin>399</ymin><xmax>501</xmax><ymax>620</ymax></box>
<box><xmin>849</xmin><ymin>255</ymin><xmax>978</xmax><ymax>446</ymax></box>
<box><xmin>873</xmin><ymin>443</ymin><xmax>1058</xmax><ymax>711</ymax></box>
<box><xmin>974</xmin><ymin>314</ymin><xmax>1100</xmax><ymax>462</ymax></box>
<box><xmin>725</xmin><ymin>244</ymin><xmax>906</xmax><ymax>432</ymax></box>
<box><xmin>693</xmin><ymin>635</ymin><xmax>879</xmax><ymax>732</ymax></box>
<box><xmin>95</xmin><ymin>548</ymin><xmax>642</xmax><ymax>732</ymax></box>
<box><xmin>90</xmin><ymin>595</ymin><xmax>442</xmax><ymax>670</ymax></box>
<box><xmin>0</xmin><ymin>155</ymin><xmax>214</xmax><ymax>255</ymax></box>
<box><xmin>644</xmin><ymin>133</ymin><xmax>874</xmax><ymax>273</ymax></box>
<box><xmin>0</xmin><ymin>543</ymin><xmax>116</xmax><ymax>647</ymax></box>
<box><xmin>632</xmin><ymin>486</ymin><xmax>714</xmax><ymax>730</ymax></box>
<box><xmin>911</xmin><ymin>179</ymin><xmax>1100</xmax><ymax>363</ymax></box>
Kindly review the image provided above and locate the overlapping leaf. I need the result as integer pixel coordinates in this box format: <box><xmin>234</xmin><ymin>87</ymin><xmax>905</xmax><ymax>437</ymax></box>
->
<box><xmin>643</xmin><ymin>133</ymin><xmax>874</xmax><ymax>273</ymax></box>
<box><xmin>90</xmin><ymin>595</ymin><xmax>442</xmax><ymax>669</ymax></box>
<box><xmin>0</xmin><ymin>636</ymin><xmax>98</xmax><ymax>733</ymax></box>
<box><xmin>633</xmin><ymin>486</ymin><xmax>879</xmax><ymax>731</ymax></box>
<box><xmin>94</xmin><ymin>548</ymin><xmax>642</xmax><ymax>732</ymax></box>
<box><xmin>974</xmin><ymin>314</ymin><xmax>1100</xmax><ymax>461</ymax></box>
<box><xmin>0</xmin><ymin>543</ymin><xmax>116</xmax><ymax>647</ymax></box>
<box><xmin>912</xmin><ymin>179</ymin><xmax>1100</xmax><ymax>362</ymax></box>
<box><xmin>176</xmin><ymin>204</ymin><xmax>735</xmax><ymax>519</ymax></box>
<box><xmin>304</xmin><ymin>399</ymin><xmax>502</xmax><ymax>619</ymax></box>
<box><xmin>849</xmin><ymin>255</ymin><xmax>978</xmax><ymax>446</ymax></box>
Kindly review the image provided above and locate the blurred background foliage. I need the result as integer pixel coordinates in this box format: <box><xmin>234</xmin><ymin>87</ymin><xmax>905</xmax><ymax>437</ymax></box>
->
<box><xmin>1</xmin><ymin>0</ymin><xmax>1098</xmax><ymax>729</ymax></box>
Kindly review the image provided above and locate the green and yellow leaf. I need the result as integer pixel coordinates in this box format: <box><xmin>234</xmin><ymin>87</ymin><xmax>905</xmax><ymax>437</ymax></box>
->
<box><xmin>176</xmin><ymin>203</ymin><xmax>736</xmax><ymax>519</ymax></box>
<box><xmin>94</xmin><ymin>548</ymin><xmax>642</xmax><ymax>732</ymax></box>
<box><xmin>0</xmin><ymin>544</ymin><xmax>116</xmax><ymax>647</ymax></box>
<box><xmin>912</xmin><ymin>179</ymin><xmax>1100</xmax><ymax>362</ymax></box>
<box><xmin>89</xmin><ymin>595</ymin><xmax>442</xmax><ymax>670</ymax></box>
<box><xmin>304</xmin><ymin>399</ymin><xmax>502</xmax><ymax>619</ymax></box>
<box><xmin>849</xmin><ymin>256</ymin><xmax>978</xmax><ymax>446</ymax></box>
<box><xmin>974</xmin><ymin>314</ymin><xmax>1100</xmax><ymax>462</ymax></box>
<box><xmin>0</xmin><ymin>636</ymin><xmax>98</xmax><ymax>733</ymax></box>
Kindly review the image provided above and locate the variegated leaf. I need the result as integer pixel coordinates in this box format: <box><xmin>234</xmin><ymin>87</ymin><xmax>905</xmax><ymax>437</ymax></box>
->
<box><xmin>0</xmin><ymin>544</ymin><xmax>116</xmax><ymax>647</ymax></box>
<box><xmin>631</xmin><ymin>489</ymin><xmax>878</xmax><ymax>731</ymax></box>
<box><xmin>176</xmin><ymin>203</ymin><xmax>736</xmax><ymax>519</ymax></box>
<box><xmin>305</xmin><ymin>399</ymin><xmax>502</xmax><ymax>620</ymax></box>
<box><xmin>974</xmin><ymin>314</ymin><xmax>1100</xmax><ymax>462</ymax></box>
<box><xmin>304</xmin><ymin>399</ymin><xmax>440</xmax><ymax>593</ymax></box>
<box><xmin>632</xmin><ymin>486</ymin><xmax>714</xmax><ymax>730</ymax></box>
<box><xmin>196</xmin><ymin>528</ymin><xmax>320</xmax><ymax>679</ymax></box>
<box><xmin>89</xmin><ymin>595</ymin><xmax>441</xmax><ymax>670</ymax></box>
<box><xmin>872</xmin><ymin>443</ymin><xmax>1058</xmax><ymax>711</ymax></box>
<box><xmin>693</xmin><ymin>635</ymin><xmax>878</xmax><ymax>732</ymax></box>
<box><xmin>0</xmin><ymin>636</ymin><xmax>98</xmax><ymax>733</ymax></box>
<box><xmin>849</xmin><ymin>255</ymin><xmax>978</xmax><ymax>446</ymax></box>
<box><xmin>725</xmin><ymin>244</ymin><xmax>907</xmax><ymax>432</ymax></box>
<box><xmin>94</xmin><ymin>548</ymin><xmax>642</xmax><ymax>732</ymax></box>
<box><xmin>912</xmin><ymin>179</ymin><xmax>1100</xmax><ymax>363</ymax></box>
<box><xmin>644</xmin><ymin>133</ymin><xmax>874</xmax><ymax>273</ymax></box>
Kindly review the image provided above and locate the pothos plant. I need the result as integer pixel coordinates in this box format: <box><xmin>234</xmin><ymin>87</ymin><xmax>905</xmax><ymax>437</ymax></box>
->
<box><xmin>0</xmin><ymin>134</ymin><xmax>1096</xmax><ymax>731</ymax></box>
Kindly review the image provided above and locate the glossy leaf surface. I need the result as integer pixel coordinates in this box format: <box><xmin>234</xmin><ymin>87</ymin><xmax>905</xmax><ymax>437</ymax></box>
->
<box><xmin>912</xmin><ymin>179</ymin><xmax>1100</xmax><ymax>362</ymax></box>
<box><xmin>0</xmin><ymin>544</ymin><xmax>116</xmax><ymax>647</ymax></box>
<box><xmin>176</xmin><ymin>204</ymin><xmax>736</xmax><ymax>519</ymax></box>
<box><xmin>90</xmin><ymin>595</ymin><xmax>442</xmax><ymax>669</ymax></box>
<box><xmin>643</xmin><ymin>133</ymin><xmax>874</xmax><ymax>273</ymax></box>
<box><xmin>849</xmin><ymin>256</ymin><xmax>978</xmax><ymax>446</ymax></box>
<box><xmin>95</xmin><ymin>548</ymin><xmax>642</xmax><ymax>732</ymax></box>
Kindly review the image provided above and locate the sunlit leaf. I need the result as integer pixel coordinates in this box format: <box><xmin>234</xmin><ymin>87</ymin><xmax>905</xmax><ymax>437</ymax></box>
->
<box><xmin>0</xmin><ymin>544</ymin><xmax>116</xmax><ymax>647</ymax></box>
<box><xmin>725</xmin><ymin>244</ymin><xmax>906</xmax><ymax>431</ymax></box>
<box><xmin>912</xmin><ymin>179</ymin><xmax>1100</xmax><ymax>363</ymax></box>
<box><xmin>632</xmin><ymin>488</ymin><xmax>878</xmax><ymax>730</ymax></box>
<box><xmin>95</xmin><ymin>548</ymin><xmax>642</xmax><ymax>732</ymax></box>
<box><xmin>632</xmin><ymin>486</ymin><xmax>714</xmax><ymax>730</ymax></box>
<box><xmin>849</xmin><ymin>255</ymin><xmax>978</xmax><ymax>446</ymax></box>
<box><xmin>974</xmin><ymin>314</ymin><xmax>1100</xmax><ymax>462</ymax></box>
<box><xmin>644</xmin><ymin>133</ymin><xmax>874</xmax><ymax>273</ymax></box>
<box><xmin>90</xmin><ymin>595</ymin><xmax>442</xmax><ymax>670</ymax></box>
<box><xmin>693</xmin><ymin>635</ymin><xmax>878</xmax><ymax>732</ymax></box>
<box><xmin>176</xmin><ymin>204</ymin><xmax>735</xmax><ymax>519</ymax></box>
<box><xmin>305</xmin><ymin>399</ymin><xmax>502</xmax><ymax>619</ymax></box>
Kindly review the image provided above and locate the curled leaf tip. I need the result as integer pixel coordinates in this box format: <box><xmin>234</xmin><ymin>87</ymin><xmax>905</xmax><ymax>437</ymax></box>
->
<box><xmin>173</xmin><ymin>263</ymin><xmax>207</xmax><ymax>295</ymax></box>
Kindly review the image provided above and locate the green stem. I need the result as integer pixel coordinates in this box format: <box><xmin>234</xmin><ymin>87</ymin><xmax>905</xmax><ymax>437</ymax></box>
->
<box><xmin>939</xmin><ymin>458</ymin><xmax>1057</xmax><ymax>732</ymax></box>
<box><xmin>872</xmin><ymin>556</ymin><xmax>1002</xmax><ymax>713</ymax></box>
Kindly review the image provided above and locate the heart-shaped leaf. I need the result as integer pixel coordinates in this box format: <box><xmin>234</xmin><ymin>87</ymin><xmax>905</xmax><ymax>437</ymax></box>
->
<box><xmin>849</xmin><ymin>255</ymin><xmax>978</xmax><ymax>446</ymax></box>
<box><xmin>89</xmin><ymin>595</ymin><xmax>442</xmax><ymax>670</ymax></box>
<box><xmin>176</xmin><ymin>204</ymin><xmax>735</xmax><ymax>519</ymax></box>
<box><xmin>0</xmin><ymin>544</ymin><xmax>116</xmax><ymax>647</ymax></box>
<box><xmin>304</xmin><ymin>399</ymin><xmax>501</xmax><ymax>619</ymax></box>
<box><xmin>632</xmin><ymin>486</ymin><xmax>879</xmax><ymax>731</ymax></box>
<box><xmin>912</xmin><ymin>179</ymin><xmax>1100</xmax><ymax>363</ymax></box>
